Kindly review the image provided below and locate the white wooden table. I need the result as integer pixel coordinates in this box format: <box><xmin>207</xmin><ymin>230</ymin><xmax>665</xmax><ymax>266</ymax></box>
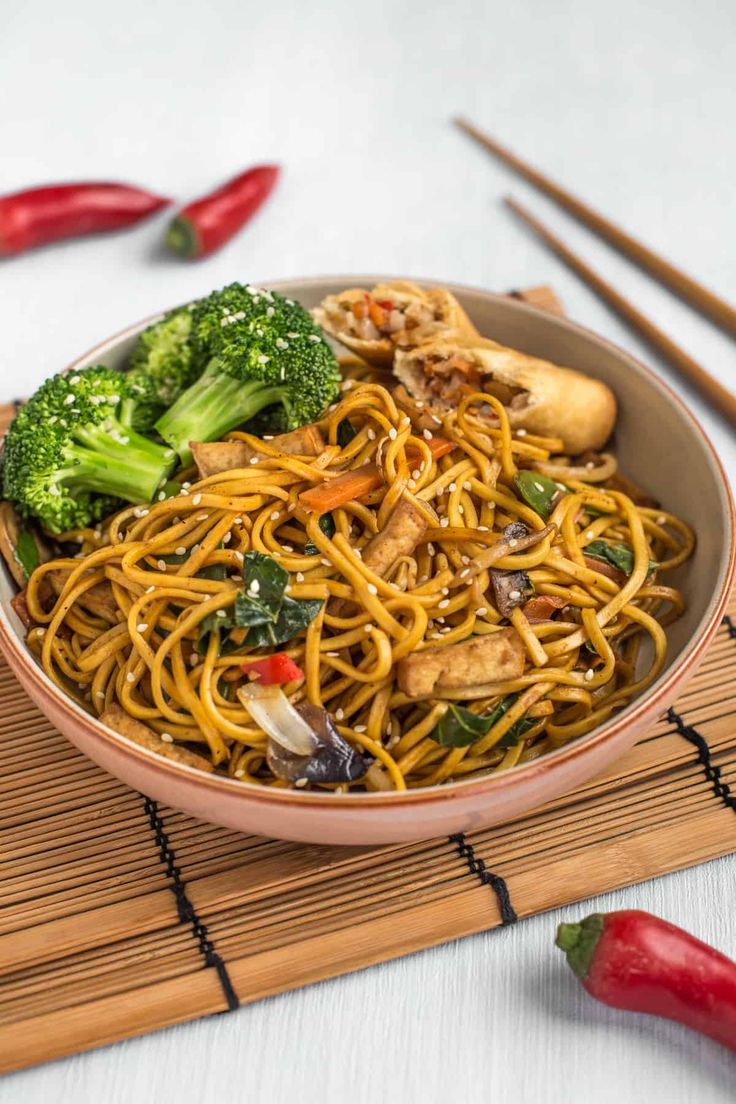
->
<box><xmin>2</xmin><ymin>0</ymin><xmax>735</xmax><ymax>1099</ymax></box>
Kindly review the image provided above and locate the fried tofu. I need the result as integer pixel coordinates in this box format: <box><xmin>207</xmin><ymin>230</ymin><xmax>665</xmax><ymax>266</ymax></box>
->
<box><xmin>46</xmin><ymin>570</ymin><xmax>118</xmax><ymax>624</ymax></box>
<box><xmin>100</xmin><ymin>703</ymin><xmax>216</xmax><ymax>773</ymax></box>
<box><xmin>397</xmin><ymin>628</ymin><xmax>525</xmax><ymax>698</ymax></box>
<box><xmin>362</xmin><ymin>499</ymin><xmax>428</xmax><ymax>578</ymax></box>
<box><xmin>192</xmin><ymin>424</ymin><xmax>326</xmax><ymax>479</ymax></box>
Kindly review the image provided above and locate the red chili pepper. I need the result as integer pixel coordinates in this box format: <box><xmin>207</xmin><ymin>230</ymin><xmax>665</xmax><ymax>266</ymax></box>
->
<box><xmin>0</xmin><ymin>182</ymin><xmax>172</xmax><ymax>257</ymax></box>
<box><xmin>522</xmin><ymin>594</ymin><xmax>567</xmax><ymax>623</ymax></box>
<box><xmin>166</xmin><ymin>165</ymin><xmax>280</xmax><ymax>259</ymax></box>
<box><xmin>242</xmin><ymin>653</ymin><xmax>304</xmax><ymax>685</ymax></box>
<box><xmin>557</xmin><ymin>910</ymin><xmax>736</xmax><ymax>1052</ymax></box>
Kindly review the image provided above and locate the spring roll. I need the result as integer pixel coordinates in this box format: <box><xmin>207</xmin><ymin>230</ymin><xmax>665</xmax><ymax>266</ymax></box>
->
<box><xmin>312</xmin><ymin>281</ymin><xmax>480</xmax><ymax>365</ymax></box>
<box><xmin>394</xmin><ymin>338</ymin><xmax>616</xmax><ymax>454</ymax></box>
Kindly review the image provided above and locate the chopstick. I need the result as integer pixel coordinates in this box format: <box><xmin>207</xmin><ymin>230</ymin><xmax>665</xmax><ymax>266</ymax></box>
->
<box><xmin>505</xmin><ymin>196</ymin><xmax>736</xmax><ymax>428</ymax></box>
<box><xmin>454</xmin><ymin>117</ymin><xmax>736</xmax><ymax>339</ymax></box>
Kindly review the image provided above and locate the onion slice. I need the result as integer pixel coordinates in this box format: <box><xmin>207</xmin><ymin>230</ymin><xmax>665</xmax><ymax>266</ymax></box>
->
<box><xmin>238</xmin><ymin>683</ymin><xmax>317</xmax><ymax>756</ymax></box>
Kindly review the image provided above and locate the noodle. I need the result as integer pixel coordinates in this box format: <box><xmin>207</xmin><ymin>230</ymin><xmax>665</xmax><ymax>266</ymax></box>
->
<box><xmin>23</xmin><ymin>366</ymin><xmax>694</xmax><ymax>793</ymax></box>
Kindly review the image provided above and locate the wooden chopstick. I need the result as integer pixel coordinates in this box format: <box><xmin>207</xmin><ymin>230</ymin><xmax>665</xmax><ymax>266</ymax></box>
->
<box><xmin>504</xmin><ymin>196</ymin><xmax>736</xmax><ymax>428</ymax></box>
<box><xmin>455</xmin><ymin>117</ymin><xmax>736</xmax><ymax>339</ymax></box>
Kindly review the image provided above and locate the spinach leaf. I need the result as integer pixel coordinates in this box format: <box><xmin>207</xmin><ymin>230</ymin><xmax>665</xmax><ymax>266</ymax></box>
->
<box><xmin>497</xmin><ymin>714</ymin><xmax>540</xmax><ymax>749</ymax></box>
<box><xmin>15</xmin><ymin>528</ymin><xmax>39</xmax><ymax>578</ymax></box>
<box><xmin>197</xmin><ymin>562</ymin><xmax>227</xmax><ymax>582</ymax></box>
<box><xmin>336</xmin><ymin>419</ymin><xmax>358</xmax><ymax>447</ymax></box>
<box><xmin>245</xmin><ymin>597</ymin><xmax>323</xmax><ymax>648</ymax></box>
<box><xmin>513</xmin><ymin>470</ymin><xmax>565</xmax><ymax>518</ymax></box>
<box><xmin>304</xmin><ymin>512</ymin><xmax>336</xmax><ymax>556</ymax></box>
<box><xmin>195</xmin><ymin>609</ymin><xmax>234</xmax><ymax>654</ymax></box>
<box><xmin>433</xmin><ymin>704</ymin><xmax>492</xmax><ymax>747</ymax></box>
<box><xmin>584</xmin><ymin>540</ymin><xmax>657</xmax><ymax>577</ymax></box>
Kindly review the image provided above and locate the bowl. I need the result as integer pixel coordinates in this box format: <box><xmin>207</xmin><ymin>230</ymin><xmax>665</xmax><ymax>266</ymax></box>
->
<box><xmin>1</xmin><ymin>276</ymin><xmax>733</xmax><ymax>845</ymax></box>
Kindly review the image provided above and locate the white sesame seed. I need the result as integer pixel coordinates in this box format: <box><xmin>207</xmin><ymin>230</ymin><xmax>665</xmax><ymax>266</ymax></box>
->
<box><xmin>367</xmin><ymin>428</ymin><xmax>376</xmax><ymax>441</ymax></box>
<box><xmin>196</xmin><ymin>513</ymin><xmax>208</xmax><ymax>522</ymax></box>
<box><xmin>235</xmin><ymin>768</ymin><xmax>246</xmax><ymax>778</ymax></box>
<box><xmin>448</xmin><ymin>482</ymin><xmax>457</xmax><ymax>493</ymax></box>
<box><xmin>585</xmin><ymin>530</ymin><xmax>594</xmax><ymax>540</ymax></box>
<box><xmin>367</xmin><ymin>583</ymin><xmax>378</xmax><ymax>595</ymax></box>
<box><xmin>126</xmin><ymin>672</ymin><xmax>136</xmax><ymax>683</ymax></box>
<box><xmin>157</xmin><ymin>560</ymin><xmax>167</xmax><ymax>571</ymax></box>
<box><xmin>192</xmin><ymin>493</ymin><xmax>202</xmax><ymax>506</ymax></box>
<box><xmin>415</xmin><ymin>400</ymin><xmax>424</xmax><ymax>408</ymax></box>
<box><xmin>284</xmin><ymin>584</ymin><xmax>292</xmax><ymax>594</ymax></box>
<box><xmin>585</xmin><ymin>461</ymin><xmax>595</xmax><ymax>470</ymax></box>
<box><xmin>408</xmin><ymin>480</ymin><xmax>417</xmax><ymax>490</ymax></box>
<box><xmin>308</xmin><ymin>334</ymin><xmax>320</xmax><ymax>342</ymax></box>
<box><xmin>294</xmin><ymin>777</ymin><xmax>308</xmax><ymax>787</ymax></box>
<box><xmin>136</xmin><ymin>623</ymin><xmax>148</xmax><ymax>632</ymax></box>
<box><xmin>508</xmin><ymin>590</ymin><xmax>522</xmax><ymax>601</ymax></box>
<box><xmin>325</xmin><ymin>651</ymin><xmax>339</xmax><ymax>657</ymax></box>
<box><xmin>216</xmin><ymin>609</ymin><xmax>228</xmax><ymax>618</ymax></box>
<box><xmin>534</xmin><ymin>481</ymin><xmax>545</xmax><ymax>493</ymax></box>
<box><xmin>249</xmin><ymin>579</ymin><xmax>260</xmax><ymax>593</ymax></box>
<box><xmin>656</xmin><ymin>515</ymin><xmax>666</xmax><ymax>526</ymax></box>
<box><xmin>388</xmin><ymin>427</ymin><xmax>398</xmax><ymax>440</ymax></box>
<box><xmin>364</xmin><ymin>623</ymin><xmax>374</xmax><ymax>633</ymax></box>
<box><xmin>63</xmin><ymin>393</ymin><xmax>75</xmax><ymax>405</ymax></box>
<box><xmin>438</xmin><ymin>599</ymin><xmax>450</xmax><ymax>609</ymax></box>
<box><xmin>478</xmin><ymin>525</ymin><xmax>489</xmax><ymax>532</ymax></box>
<box><xmin>158</xmin><ymin>491</ymin><xmax>166</xmax><ymax>501</ymax></box>
<box><xmin>354</xmin><ymin>724</ymin><xmax>367</xmax><ymax>733</ymax></box>
<box><xmin>335</xmin><ymin>708</ymin><xmax>345</xmax><ymax>720</ymax></box>
<box><xmin>95</xmin><ymin>690</ymin><xmax>105</xmax><ymax>699</ymax></box>
<box><xmin>463</xmin><ymin>481</ymin><xmax>472</xmax><ymax>490</ymax></box>
<box><xmin>296</xmin><ymin>572</ymin><xmax>305</xmax><ymax>582</ymax></box>
<box><xmin>476</xmin><ymin>607</ymin><xmax>487</xmax><ymax>616</ymax></box>
<box><xmin>175</xmin><ymin>546</ymin><xmax>187</xmax><ymax>556</ymax></box>
<box><xmin>249</xmin><ymin>457</ymin><xmax>258</xmax><ymax>465</ymax></box>
<box><xmin>423</xmin><ymin>428</ymin><xmax>433</xmax><ymax>440</ymax></box>
<box><xmin>412</xmin><ymin>469</ymin><xmax>421</xmax><ymax>480</ymax></box>
<box><xmin>508</xmin><ymin>538</ymin><xmax>518</xmax><ymax>548</ymax></box>
<box><xmin>234</xmin><ymin>517</ymin><xmax>243</xmax><ymax>524</ymax></box>
<box><xmin>321</xmin><ymin>558</ymin><xmax>331</xmax><ymax>567</ymax></box>
<box><xmin>440</xmin><ymin>518</ymin><xmax>449</xmax><ymax>527</ymax></box>
<box><xmin>160</xmin><ymin>733</ymin><xmax>174</xmax><ymax>743</ymax></box>
<box><xmin>428</xmin><ymin>542</ymin><xmax>436</xmax><ymax>555</ymax></box>
<box><xmin>234</xmin><ymin>551</ymin><xmax>244</xmax><ymax>562</ymax></box>
<box><xmin>442</xmin><ymin>586</ymin><xmax>449</xmax><ymax>595</ymax></box>
<box><xmin>271</xmin><ymin>510</ymin><xmax>280</xmax><ymax>521</ymax></box>
<box><xmin>585</xmin><ymin>668</ymin><xmax>595</xmax><ymax>681</ymax></box>
<box><xmin>458</xmin><ymin>506</ymin><xmax>464</xmax><ymax>515</ymax></box>
<box><xmin>516</xmin><ymin>428</ymin><xmax>527</xmax><ymax>437</ymax></box>
<box><xmin>189</xmin><ymin>653</ymin><xmax>200</xmax><ymax>667</ymax></box>
<box><xmin>459</xmin><ymin>568</ymin><xmax>470</xmax><ymax>578</ymax></box>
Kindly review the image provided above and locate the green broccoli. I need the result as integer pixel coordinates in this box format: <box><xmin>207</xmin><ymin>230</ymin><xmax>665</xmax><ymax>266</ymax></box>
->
<box><xmin>121</xmin><ymin>307</ymin><xmax>197</xmax><ymax>433</ymax></box>
<box><xmin>154</xmin><ymin>283</ymin><xmax>342</xmax><ymax>466</ymax></box>
<box><xmin>3</xmin><ymin>366</ymin><xmax>178</xmax><ymax>533</ymax></box>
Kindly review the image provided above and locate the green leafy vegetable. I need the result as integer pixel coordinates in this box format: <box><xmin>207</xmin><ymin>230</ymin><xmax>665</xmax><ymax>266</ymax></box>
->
<box><xmin>584</xmin><ymin>540</ymin><xmax>657</xmax><ymax>577</ymax></box>
<box><xmin>304</xmin><ymin>512</ymin><xmax>336</xmax><ymax>556</ymax></box>
<box><xmin>336</xmin><ymin>419</ymin><xmax>358</xmax><ymax>448</ymax></box>
<box><xmin>244</xmin><ymin>597</ymin><xmax>323</xmax><ymax>647</ymax></box>
<box><xmin>14</xmin><ymin>528</ymin><xmax>40</xmax><ymax>578</ymax></box>
<box><xmin>513</xmin><ymin>470</ymin><xmax>565</xmax><ymax>519</ymax></box>
<box><xmin>433</xmin><ymin>704</ymin><xmax>492</xmax><ymax>747</ymax></box>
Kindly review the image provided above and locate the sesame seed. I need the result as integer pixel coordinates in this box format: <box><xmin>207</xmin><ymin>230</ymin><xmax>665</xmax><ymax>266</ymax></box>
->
<box><xmin>294</xmin><ymin>777</ymin><xmax>308</xmax><ymax>787</ymax></box>
<box><xmin>448</xmin><ymin>482</ymin><xmax>457</xmax><ymax>493</ymax></box>
<box><xmin>95</xmin><ymin>690</ymin><xmax>105</xmax><ymax>699</ymax></box>
<box><xmin>126</xmin><ymin>672</ymin><xmax>136</xmax><ymax>683</ymax></box>
<box><xmin>296</xmin><ymin>572</ymin><xmax>305</xmax><ymax>582</ymax></box>
<box><xmin>336</xmin><ymin>708</ymin><xmax>345</xmax><ymax>720</ymax></box>
<box><xmin>234</xmin><ymin>517</ymin><xmax>243</xmax><ymax>524</ymax></box>
<box><xmin>235</xmin><ymin>769</ymin><xmax>245</xmax><ymax>778</ymax></box>
<box><xmin>196</xmin><ymin>513</ymin><xmax>208</xmax><ymax>522</ymax></box>
<box><xmin>408</xmin><ymin>480</ymin><xmax>417</xmax><ymax>490</ymax></box>
<box><xmin>478</xmin><ymin>525</ymin><xmax>489</xmax><ymax>532</ymax></box>
<box><xmin>367</xmin><ymin>583</ymin><xmax>378</xmax><ymax>595</ymax></box>
<box><xmin>364</xmin><ymin>623</ymin><xmax>374</xmax><ymax>633</ymax></box>
<box><xmin>249</xmin><ymin>579</ymin><xmax>260</xmax><ymax>593</ymax></box>
<box><xmin>423</xmin><ymin>428</ymin><xmax>433</xmax><ymax>440</ymax></box>
<box><xmin>64</xmin><ymin>393</ymin><xmax>75</xmax><ymax>405</ymax></box>
<box><xmin>508</xmin><ymin>590</ymin><xmax>522</xmax><ymax>601</ymax></box>
<box><xmin>476</xmin><ymin>607</ymin><xmax>487</xmax><ymax>616</ymax></box>
<box><xmin>463</xmin><ymin>481</ymin><xmax>472</xmax><ymax>490</ymax></box>
<box><xmin>257</xmin><ymin>354</ymin><xmax>269</xmax><ymax>364</ymax></box>
<box><xmin>284</xmin><ymin>585</ymin><xmax>292</xmax><ymax>594</ymax></box>
<box><xmin>438</xmin><ymin>599</ymin><xmax>450</xmax><ymax>609</ymax></box>
<box><xmin>326</xmin><ymin>651</ymin><xmax>339</xmax><ymax>657</ymax></box>
<box><xmin>585</xmin><ymin>530</ymin><xmax>594</xmax><ymax>540</ymax></box>
<box><xmin>441</xmin><ymin>626</ymin><xmax>452</xmax><ymax>634</ymax></box>
<box><xmin>428</xmin><ymin>542</ymin><xmax>436</xmax><ymax>555</ymax></box>
<box><xmin>367</xmin><ymin>428</ymin><xmax>376</xmax><ymax>440</ymax></box>
<box><xmin>308</xmin><ymin>334</ymin><xmax>320</xmax><ymax>343</ymax></box>
<box><xmin>192</xmin><ymin>494</ymin><xmax>202</xmax><ymax>506</ymax></box>
<box><xmin>354</xmin><ymin>724</ymin><xmax>367</xmax><ymax>733</ymax></box>
<box><xmin>223</xmin><ymin>532</ymin><xmax>232</xmax><ymax>544</ymax></box>
<box><xmin>656</xmin><ymin>515</ymin><xmax>666</xmax><ymax>526</ymax></box>
<box><xmin>189</xmin><ymin>653</ymin><xmax>200</xmax><ymax>667</ymax></box>
<box><xmin>234</xmin><ymin>551</ymin><xmax>244</xmax><ymax>562</ymax></box>
<box><xmin>136</xmin><ymin>623</ymin><xmax>148</xmax><ymax>632</ymax></box>
<box><xmin>415</xmin><ymin>400</ymin><xmax>424</xmax><ymax>408</ymax></box>
<box><xmin>160</xmin><ymin>733</ymin><xmax>174</xmax><ymax>743</ymax></box>
<box><xmin>249</xmin><ymin>457</ymin><xmax>259</xmax><ymax>465</ymax></box>
<box><xmin>440</xmin><ymin>518</ymin><xmax>449</xmax><ymax>527</ymax></box>
<box><xmin>508</xmin><ymin>538</ymin><xmax>518</xmax><ymax>548</ymax></box>
<box><xmin>216</xmin><ymin>609</ymin><xmax>228</xmax><ymax>618</ymax></box>
<box><xmin>175</xmin><ymin>546</ymin><xmax>187</xmax><ymax>556</ymax></box>
<box><xmin>585</xmin><ymin>668</ymin><xmax>595</xmax><ymax>681</ymax></box>
<box><xmin>401</xmin><ymin>416</ymin><xmax>410</xmax><ymax>428</ymax></box>
<box><xmin>585</xmin><ymin>461</ymin><xmax>596</xmax><ymax>470</ymax></box>
<box><xmin>516</xmin><ymin>428</ymin><xmax>527</xmax><ymax>437</ymax></box>
<box><xmin>442</xmin><ymin>586</ymin><xmax>449</xmax><ymax>595</ymax></box>
<box><xmin>534</xmin><ymin>481</ymin><xmax>545</xmax><ymax>493</ymax></box>
<box><xmin>157</xmin><ymin>560</ymin><xmax>166</xmax><ymax>571</ymax></box>
<box><xmin>321</xmin><ymin>558</ymin><xmax>331</xmax><ymax>567</ymax></box>
<box><xmin>459</xmin><ymin>568</ymin><xmax>470</xmax><ymax>579</ymax></box>
<box><xmin>412</xmin><ymin>469</ymin><xmax>421</xmax><ymax>480</ymax></box>
<box><xmin>388</xmin><ymin>427</ymin><xmax>398</xmax><ymax>440</ymax></box>
<box><xmin>158</xmin><ymin>491</ymin><xmax>166</xmax><ymax>501</ymax></box>
<box><xmin>458</xmin><ymin>506</ymin><xmax>464</xmax><ymax>515</ymax></box>
<box><xmin>271</xmin><ymin>511</ymin><xmax>280</xmax><ymax>521</ymax></box>
<box><xmin>287</xmin><ymin>332</ymin><xmax>299</xmax><ymax>339</ymax></box>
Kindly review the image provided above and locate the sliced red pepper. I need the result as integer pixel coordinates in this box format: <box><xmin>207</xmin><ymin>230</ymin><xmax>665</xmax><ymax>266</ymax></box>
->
<box><xmin>375</xmin><ymin>299</ymin><xmax>394</xmax><ymax>311</ymax></box>
<box><xmin>166</xmin><ymin>164</ymin><xmax>280</xmax><ymax>259</ymax></box>
<box><xmin>522</xmin><ymin>595</ymin><xmax>567</xmax><ymax>623</ymax></box>
<box><xmin>242</xmin><ymin>653</ymin><xmax>305</xmax><ymax>685</ymax></box>
<box><xmin>0</xmin><ymin>182</ymin><xmax>172</xmax><ymax>257</ymax></box>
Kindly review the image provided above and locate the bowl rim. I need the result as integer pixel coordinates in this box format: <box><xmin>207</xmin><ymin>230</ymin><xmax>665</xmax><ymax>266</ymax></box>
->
<box><xmin>1</xmin><ymin>273</ymin><xmax>733</xmax><ymax>811</ymax></box>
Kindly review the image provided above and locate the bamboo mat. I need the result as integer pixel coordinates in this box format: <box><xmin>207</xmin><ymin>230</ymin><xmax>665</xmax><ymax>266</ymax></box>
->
<box><xmin>1</xmin><ymin>286</ymin><xmax>735</xmax><ymax>1073</ymax></box>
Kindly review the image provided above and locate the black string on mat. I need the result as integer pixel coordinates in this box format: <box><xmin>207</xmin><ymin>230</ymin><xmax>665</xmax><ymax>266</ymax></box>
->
<box><xmin>449</xmin><ymin>833</ymin><xmax>518</xmax><ymax>925</ymax></box>
<box><xmin>722</xmin><ymin>613</ymin><xmax>736</xmax><ymax>640</ymax></box>
<box><xmin>668</xmin><ymin>706</ymin><xmax>736</xmax><ymax>816</ymax></box>
<box><xmin>142</xmin><ymin>796</ymin><xmax>240</xmax><ymax>1011</ymax></box>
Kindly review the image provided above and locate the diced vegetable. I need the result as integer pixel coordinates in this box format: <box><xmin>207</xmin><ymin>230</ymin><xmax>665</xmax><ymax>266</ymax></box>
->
<box><xmin>14</xmin><ymin>527</ymin><xmax>40</xmax><ymax>579</ymax></box>
<box><xmin>304</xmin><ymin>512</ymin><xmax>336</xmax><ymax>555</ymax></box>
<box><xmin>432</xmin><ymin>704</ymin><xmax>491</xmax><ymax>747</ymax></box>
<box><xmin>513</xmin><ymin>470</ymin><xmax>565</xmax><ymax>518</ymax></box>
<box><xmin>239</xmin><ymin>683</ymin><xmax>317</xmax><ymax>755</ymax></box>
<box><xmin>336</xmin><ymin>419</ymin><xmax>358</xmax><ymax>447</ymax></box>
<box><xmin>242</xmin><ymin>654</ymin><xmax>305</xmax><ymax>685</ymax></box>
<box><xmin>584</xmin><ymin>539</ymin><xmax>657</xmax><ymax>577</ymax></box>
<box><xmin>522</xmin><ymin>595</ymin><xmax>567</xmax><ymax>622</ymax></box>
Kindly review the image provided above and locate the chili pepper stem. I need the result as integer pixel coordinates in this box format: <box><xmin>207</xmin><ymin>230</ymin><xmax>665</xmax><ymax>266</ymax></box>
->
<box><xmin>165</xmin><ymin>217</ymin><xmax>199</xmax><ymax>258</ymax></box>
<box><xmin>556</xmin><ymin>913</ymin><xmax>604</xmax><ymax>978</ymax></box>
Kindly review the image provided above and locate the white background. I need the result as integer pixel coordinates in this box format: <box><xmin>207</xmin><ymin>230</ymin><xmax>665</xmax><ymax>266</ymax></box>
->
<box><xmin>2</xmin><ymin>1</ymin><xmax>736</xmax><ymax>1100</ymax></box>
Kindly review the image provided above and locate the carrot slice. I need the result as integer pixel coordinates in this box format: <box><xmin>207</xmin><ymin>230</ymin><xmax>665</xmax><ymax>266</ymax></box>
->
<box><xmin>299</xmin><ymin>436</ymin><xmax>455</xmax><ymax>514</ymax></box>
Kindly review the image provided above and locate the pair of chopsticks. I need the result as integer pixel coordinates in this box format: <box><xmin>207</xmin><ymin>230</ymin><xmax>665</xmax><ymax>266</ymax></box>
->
<box><xmin>455</xmin><ymin>117</ymin><xmax>736</xmax><ymax>427</ymax></box>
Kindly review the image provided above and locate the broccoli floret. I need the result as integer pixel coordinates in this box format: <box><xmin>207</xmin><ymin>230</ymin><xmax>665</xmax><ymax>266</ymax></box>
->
<box><xmin>154</xmin><ymin>283</ymin><xmax>342</xmax><ymax>465</ymax></box>
<box><xmin>121</xmin><ymin>308</ymin><xmax>196</xmax><ymax>433</ymax></box>
<box><xmin>3</xmin><ymin>366</ymin><xmax>178</xmax><ymax>533</ymax></box>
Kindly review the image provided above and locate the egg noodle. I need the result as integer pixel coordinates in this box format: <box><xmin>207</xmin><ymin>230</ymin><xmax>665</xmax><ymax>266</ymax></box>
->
<box><xmin>23</xmin><ymin>364</ymin><xmax>694</xmax><ymax>792</ymax></box>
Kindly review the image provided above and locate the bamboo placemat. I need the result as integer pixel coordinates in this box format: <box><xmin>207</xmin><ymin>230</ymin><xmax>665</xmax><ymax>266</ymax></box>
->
<box><xmin>1</xmin><ymin>287</ymin><xmax>734</xmax><ymax>1073</ymax></box>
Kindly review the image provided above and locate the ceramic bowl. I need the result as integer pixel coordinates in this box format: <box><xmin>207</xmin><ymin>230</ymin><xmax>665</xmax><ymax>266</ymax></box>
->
<box><xmin>1</xmin><ymin>276</ymin><xmax>733</xmax><ymax>845</ymax></box>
